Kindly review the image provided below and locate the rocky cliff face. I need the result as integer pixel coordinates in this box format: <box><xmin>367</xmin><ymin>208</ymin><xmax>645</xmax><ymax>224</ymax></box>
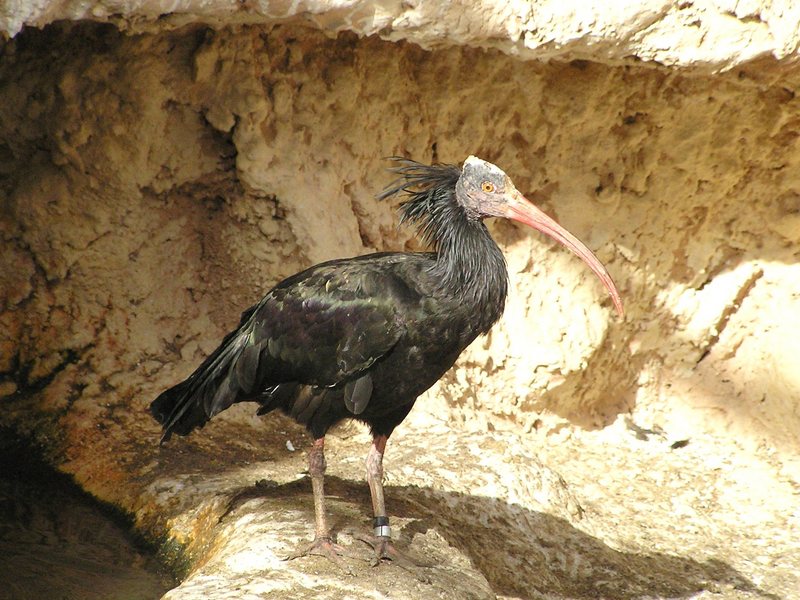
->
<box><xmin>1</xmin><ymin>3</ymin><xmax>799</xmax><ymax>598</ymax></box>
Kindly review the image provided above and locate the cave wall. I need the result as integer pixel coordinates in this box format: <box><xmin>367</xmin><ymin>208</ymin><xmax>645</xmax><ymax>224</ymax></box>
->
<box><xmin>3</xmin><ymin>22</ymin><xmax>799</xmax><ymax>453</ymax></box>
<box><xmin>1</xmin><ymin>6</ymin><xmax>800</xmax><ymax>599</ymax></box>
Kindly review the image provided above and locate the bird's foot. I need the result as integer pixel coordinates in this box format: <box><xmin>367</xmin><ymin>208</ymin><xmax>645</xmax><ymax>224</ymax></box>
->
<box><xmin>355</xmin><ymin>534</ymin><xmax>432</xmax><ymax>570</ymax></box>
<box><xmin>284</xmin><ymin>535</ymin><xmax>354</xmax><ymax>574</ymax></box>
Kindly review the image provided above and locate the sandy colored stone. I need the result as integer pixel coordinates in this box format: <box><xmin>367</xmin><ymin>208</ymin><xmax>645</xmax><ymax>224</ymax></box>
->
<box><xmin>3</xmin><ymin>1</ymin><xmax>800</xmax><ymax>71</ymax></box>
<box><xmin>1</xmin><ymin>15</ymin><xmax>799</xmax><ymax>600</ymax></box>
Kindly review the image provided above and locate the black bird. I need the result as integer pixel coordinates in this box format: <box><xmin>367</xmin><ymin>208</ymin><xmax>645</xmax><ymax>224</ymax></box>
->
<box><xmin>150</xmin><ymin>156</ymin><xmax>623</xmax><ymax>566</ymax></box>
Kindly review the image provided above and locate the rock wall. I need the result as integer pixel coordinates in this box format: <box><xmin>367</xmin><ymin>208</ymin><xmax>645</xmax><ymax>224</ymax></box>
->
<box><xmin>4</xmin><ymin>1</ymin><xmax>800</xmax><ymax>70</ymax></box>
<box><xmin>1</xmin><ymin>3</ymin><xmax>799</xmax><ymax>599</ymax></box>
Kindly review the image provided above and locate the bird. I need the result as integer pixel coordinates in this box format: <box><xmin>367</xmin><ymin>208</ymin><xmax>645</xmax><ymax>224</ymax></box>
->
<box><xmin>150</xmin><ymin>155</ymin><xmax>623</xmax><ymax>568</ymax></box>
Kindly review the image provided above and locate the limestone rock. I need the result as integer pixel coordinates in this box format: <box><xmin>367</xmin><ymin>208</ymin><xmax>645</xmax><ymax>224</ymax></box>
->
<box><xmin>3</xmin><ymin>1</ymin><xmax>800</xmax><ymax>70</ymax></box>
<box><xmin>1</xmin><ymin>5</ymin><xmax>799</xmax><ymax>599</ymax></box>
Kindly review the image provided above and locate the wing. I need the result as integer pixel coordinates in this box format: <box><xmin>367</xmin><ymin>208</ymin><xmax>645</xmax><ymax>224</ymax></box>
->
<box><xmin>228</xmin><ymin>256</ymin><xmax>414</xmax><ymax>415</ymax></box>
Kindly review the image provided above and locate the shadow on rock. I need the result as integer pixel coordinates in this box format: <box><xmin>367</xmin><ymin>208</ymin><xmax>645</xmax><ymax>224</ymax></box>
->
<box><xmin>225</xmin><ymin>475</ymin><xmax>775</xmax><ymax>600</ymax></box>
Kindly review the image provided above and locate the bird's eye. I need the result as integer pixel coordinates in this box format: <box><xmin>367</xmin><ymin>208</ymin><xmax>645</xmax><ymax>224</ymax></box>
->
<box><xmin>481</xmin><ymin>181</ymin><xmax>495</xmax><ymax>193</ymax></box>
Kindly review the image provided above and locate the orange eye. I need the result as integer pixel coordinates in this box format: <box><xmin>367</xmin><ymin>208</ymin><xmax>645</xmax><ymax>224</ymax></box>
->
<box><xmin>481</xmin><ymin>181</ymin><xmax>495</xmax><ymax>193</ymax></box>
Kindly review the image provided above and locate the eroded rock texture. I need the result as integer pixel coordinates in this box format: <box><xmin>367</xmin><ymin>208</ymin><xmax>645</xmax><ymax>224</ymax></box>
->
<box><xmin>1</xmin><ymin>9</ymin><xmax>799</xmax><ymax>600</ymax></box>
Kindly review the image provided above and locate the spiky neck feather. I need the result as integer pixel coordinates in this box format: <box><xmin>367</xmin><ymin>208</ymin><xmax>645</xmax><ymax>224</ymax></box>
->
<box><xmin>380</xmin><ymin>160</ymin><xmax>509</xmax><ymax>332</ymax></box>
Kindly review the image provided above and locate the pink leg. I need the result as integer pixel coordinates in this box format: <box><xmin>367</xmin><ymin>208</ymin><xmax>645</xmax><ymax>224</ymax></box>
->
<box><xmin>366</xmin><ymin>435</ymin><xmax>389</xmax><ymax>529</ymax></box>
<box><xmin>286</xmin><ymin>437</ymin><xmax>350</xmax><ymax>570</ymax></box>
<box><xmin>362</xmin><ymin>435</ymin><xmax>422</xmax><ymax>568</ymax></box>
<box><xmin>309</xmin><ymin>437</ymin><xmax>330</xmax><ymax>539</ymax></box>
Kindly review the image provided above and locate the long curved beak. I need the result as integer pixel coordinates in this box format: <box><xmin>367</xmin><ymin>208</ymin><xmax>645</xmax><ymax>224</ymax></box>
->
<box><xmin>500</xmin><ymin>190</ymin><xmax>624</xmax><ymax>317</ymax></box>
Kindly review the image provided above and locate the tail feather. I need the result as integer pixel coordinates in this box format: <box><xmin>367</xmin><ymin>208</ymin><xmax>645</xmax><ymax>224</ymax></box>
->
<box><xmin>151</xmin><ymin>308</ymin><xmax>258</xmax><ymax>443</ymax></box>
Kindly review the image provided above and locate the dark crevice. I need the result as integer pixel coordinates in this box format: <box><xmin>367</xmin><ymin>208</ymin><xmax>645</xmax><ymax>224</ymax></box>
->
<box><xmin>0</xmin><ymin>426</ymin><xmax>176</xmax><ymax>598</ymax></box>
<box><xmin>10</xmin><ymin>345</ymin><xmax>93</xmax><ymax>399</ymax></box>
<box><xmin>696</xmin><ymin>266</ymin><xmax>764</xmax><ymax>365</ymax></box>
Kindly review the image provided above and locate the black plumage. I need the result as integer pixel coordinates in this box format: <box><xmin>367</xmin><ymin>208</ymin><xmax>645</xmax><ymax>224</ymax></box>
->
<box><xmin>150</xmin><ymin>156</ymin><xmax>623</xmax><ymax>566</ymax></box>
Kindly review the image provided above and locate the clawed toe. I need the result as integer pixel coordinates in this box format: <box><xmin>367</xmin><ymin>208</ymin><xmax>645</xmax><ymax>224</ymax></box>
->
<box><xmin>355</xmin><ymin>533</ymin><xmax>432</xmax><ymax>570</ymax></box>
<box><xmin>284</xmin><ymin>536</ymin><xmax>354</xmax><ymax>573</ymax></box>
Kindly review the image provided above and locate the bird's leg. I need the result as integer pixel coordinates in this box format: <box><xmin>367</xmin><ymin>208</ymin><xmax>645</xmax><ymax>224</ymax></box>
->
<box><xmin>359</xmin><ymin>435</ymin><xmax>421</xmax><ymax>568</ymax></box>
<box><xmin>309</xmin><ymin>437</ymin><xmax>330</xmax><ymax>540</ymax></box>
<box><xmin>285</xmin><ymin>437</ymin><xmax>350</xmax><ymax>570</ymax></box>
<box><xmin>367</xmin><ymin>435</ymin><xmax>389</xmax><ymax>547</ymax></box>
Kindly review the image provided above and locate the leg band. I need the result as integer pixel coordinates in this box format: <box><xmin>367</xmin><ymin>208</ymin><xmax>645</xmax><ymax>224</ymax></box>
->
<box><xmin>373</xmin><ymin>516</ymin><xmax>391</xmax><ymax>538</ymax></box>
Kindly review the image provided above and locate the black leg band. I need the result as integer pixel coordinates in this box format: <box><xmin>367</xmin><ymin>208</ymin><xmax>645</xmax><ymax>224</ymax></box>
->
<box><xmin>373</xmin><ymin>516</ymin><xmax>391</xmax><ymax>537</ymax></box>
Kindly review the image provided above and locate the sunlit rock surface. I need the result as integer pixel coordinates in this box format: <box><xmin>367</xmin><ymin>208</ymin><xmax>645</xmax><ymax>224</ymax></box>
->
<box><xmin>1</xmin><ymin>3</ymin><xmax>799</xmax><ymax>598</ymax></box>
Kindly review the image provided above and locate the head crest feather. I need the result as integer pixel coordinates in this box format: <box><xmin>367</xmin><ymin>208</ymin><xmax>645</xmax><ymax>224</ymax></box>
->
<box><xmin>378</xmin><ymin>157</ymin><xmax>461</xmax><ymax>248</ymax></box>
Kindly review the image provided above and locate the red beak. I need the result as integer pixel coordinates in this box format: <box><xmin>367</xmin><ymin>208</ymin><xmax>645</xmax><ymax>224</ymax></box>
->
<box><xmin>501</xmin><ymin>191</ymin><xmax>624</xmax><ymax>317</ymax></box>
